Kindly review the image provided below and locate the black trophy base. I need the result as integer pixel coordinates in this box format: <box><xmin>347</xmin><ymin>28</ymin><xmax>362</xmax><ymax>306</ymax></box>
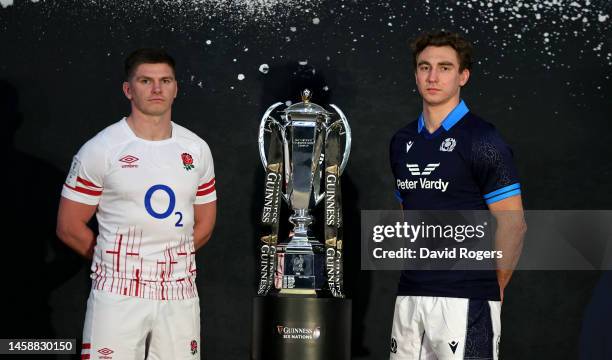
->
<box><xmin>251</xmin><ymin>296</ymin><xmax>351</xmax><ymax>360</ymax></box>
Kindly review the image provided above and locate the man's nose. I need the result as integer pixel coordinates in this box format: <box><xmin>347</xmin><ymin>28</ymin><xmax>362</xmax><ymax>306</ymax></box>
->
<box><xmin>427</xmin><ymin>69</ymin><xmax>439</xmax><ymax>82</ymax></box>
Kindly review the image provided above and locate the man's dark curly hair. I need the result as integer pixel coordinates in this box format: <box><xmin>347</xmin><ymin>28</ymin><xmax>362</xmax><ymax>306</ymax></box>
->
<box><xmin>410</xmin><ymin>31</ymin><xmax>473</xmax><ymax>72</ymax></box>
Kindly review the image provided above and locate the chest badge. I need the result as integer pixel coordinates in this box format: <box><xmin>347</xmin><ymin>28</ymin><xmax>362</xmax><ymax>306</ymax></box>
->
<box><xmin>439</xmin><ymin>138</ymin><xmax>456</xmax><ymax>152</ymax></box>
<box><xmin>181</xmin><ymin>153</ymin><xmax>195</xmax><ymax>171</ymax></box>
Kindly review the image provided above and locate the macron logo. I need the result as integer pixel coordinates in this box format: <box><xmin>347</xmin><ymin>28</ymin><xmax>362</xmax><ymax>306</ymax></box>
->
<box><xmin>449</xmin><ymin>341</ymin><xmax>459</xmax><ymax>354</ymax></box>
<box><xmin>406</xmin><ymin>141</ymin><xmax>414</xmax><ymax>153</ymax></box>
<box><xmin>406</xmin><ymin>163</ymin><xmax>439</xmax><ymax>176</ymax></box>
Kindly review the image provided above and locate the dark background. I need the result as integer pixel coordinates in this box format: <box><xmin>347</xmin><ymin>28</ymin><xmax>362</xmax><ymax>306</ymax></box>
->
<box><xmin>1</xmin><ymin>0</ymin><xmax>611</xmax><ymax>359</ymax></box>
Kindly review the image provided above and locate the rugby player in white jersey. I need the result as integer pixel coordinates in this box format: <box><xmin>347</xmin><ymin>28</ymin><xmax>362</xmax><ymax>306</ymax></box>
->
<box><xmin>57</xmin><ymin>48</ymin><xmax>216</xmax><ymax>359</ymax></box>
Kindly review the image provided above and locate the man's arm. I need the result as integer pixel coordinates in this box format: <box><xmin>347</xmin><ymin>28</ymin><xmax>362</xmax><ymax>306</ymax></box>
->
<box><xmin>488</xmin><ymin>194</ymin><xmax>527</xmax><ymax>303</ymax></box>
<box><xmin>193</xmin><ymin>201</ymin><xmax>217</xmax><ymax>250</ymax></box>
<box><xmin>56</xmin><ymin>197</ymin><xmax>98</xmax><ymax>259</ymax></box>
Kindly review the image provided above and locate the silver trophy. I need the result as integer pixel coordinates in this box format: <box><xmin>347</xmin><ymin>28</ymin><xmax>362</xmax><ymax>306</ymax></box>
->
<box><xmin>258</xmin><ymin>89</ymin><xmax>351</xmax><ymax>295</ymax></box>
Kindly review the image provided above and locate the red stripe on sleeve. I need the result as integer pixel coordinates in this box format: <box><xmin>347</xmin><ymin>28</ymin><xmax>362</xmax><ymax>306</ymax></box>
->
<box><xmin>198</xmin><ymin>178</ymin><xmax>215</xmax><ymax>190</ymax></box>
<box><xmin>64</xmin><ymin>184</ymin><xmax>103</xmax><ymax>196</ymax></box>
<box><xmin>77</xmin><ymin>177</ymin><xmax>102</xmax><ymax>188</ymax></box>
<box><xmin>196</xmin><ymin>185</ymin><xmax>215</xmax><ymax>197</ymax></box>
<box><xmin>82</xmin><ymin>343</ymin><xmax>91</xmax><ymax>349</ymax></box>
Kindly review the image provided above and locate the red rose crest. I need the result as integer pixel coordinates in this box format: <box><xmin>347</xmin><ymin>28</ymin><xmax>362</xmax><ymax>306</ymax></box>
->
<box><xmin>190</xmin><ymin>340</ymin><xmax>198</xmax><ymax>355</ymax></box>
<box><xmin>181</xmin><ymin>153</ymin><xmax>195</xmax><ymax>171</ymax></box>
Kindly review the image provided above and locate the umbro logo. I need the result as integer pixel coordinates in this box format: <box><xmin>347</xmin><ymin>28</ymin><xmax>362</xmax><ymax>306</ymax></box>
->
<box><xmin>119</xmin><ymin>155</ymin><xmax>139</xmax><ymax>168</ymax></box>
<box><xmin>97</xmin><ymin>347</ymin><xmax>114</xmax><ymax>358</ymax></box>
<box><xmin>406</xmin><ymin>163</ymin><xmax>440</xmax><ymax>176</ymax></box>
<box><xmin>406</xmin><ymin>141</ymin><xmax>414</xmax><ymax>153</ymax></box>
<box><xmin>448</xmin><ymin>340</ymin><xmax>459</xmax><ymax>354</ymax></box>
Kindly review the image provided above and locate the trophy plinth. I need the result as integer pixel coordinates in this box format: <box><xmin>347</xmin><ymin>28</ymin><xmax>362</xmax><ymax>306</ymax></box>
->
<box><xmin>252</xmin><ymin>297</ymin><xmax>351</xmax><ymax>360</ymax></box>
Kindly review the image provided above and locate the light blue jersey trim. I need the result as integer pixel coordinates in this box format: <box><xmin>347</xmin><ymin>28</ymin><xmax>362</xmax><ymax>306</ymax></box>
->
<box><xmin>418</xmin><ymin>100</ymin><xmax>469</xmax><ymax>133</ymax></box>
<box><xmin>485</xmin><ymin>189</ymin><xmax>521</xmax><ymax>204</ymax></box>
<box><xmin>484</xmin><ymin>183</ymin><xmax>521</xmax><ymax>200</ymax></box>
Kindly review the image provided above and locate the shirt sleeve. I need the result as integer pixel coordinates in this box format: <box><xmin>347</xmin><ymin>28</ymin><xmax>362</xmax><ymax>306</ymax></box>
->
<box><xmin>61</xmin><ymin>138</ymin><xmax>106</xmax><ymax>206</ymax></box>
<box><xmin>195</xmin><ymin>141</ymin><xmax>217</xmax><ymax>205</ymax></box>
<box><xmin>471</xmin><ymin>126</ymin><xmax>522</xmax><ymax>205</ymax></box>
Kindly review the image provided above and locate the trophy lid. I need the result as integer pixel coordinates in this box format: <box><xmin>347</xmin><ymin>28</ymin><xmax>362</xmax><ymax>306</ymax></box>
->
<box><xmin>283</xmin><ymin>89</ymin><xmax>333</xmax><ymax>118</ymax></box>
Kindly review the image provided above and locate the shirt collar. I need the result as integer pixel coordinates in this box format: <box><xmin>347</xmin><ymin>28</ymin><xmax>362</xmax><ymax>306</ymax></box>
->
<box><xmin>418</xmin><ymin>99</ymin><xmax>469</xmax><ymax>133</ymax></box>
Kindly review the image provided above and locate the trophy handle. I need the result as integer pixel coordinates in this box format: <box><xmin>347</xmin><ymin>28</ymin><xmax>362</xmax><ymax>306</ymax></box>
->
<box><xmin>258</xmin><ymin>102</ymin><xmax>284</xmax><ymax>169</ymax></box>
<box><xmin>258</xmin><ymin>102</ymin><xmax>290</xmax><ymax>204</ymax></box>
<box><xmin>313</xmin><ymin>105</ymin><xmax>352</xmax><ymax>205</ymax></box>
<box><xmin>329</xmin><ymin>104</ymin><xmax>352</xmax><ymax>175</ymax></box>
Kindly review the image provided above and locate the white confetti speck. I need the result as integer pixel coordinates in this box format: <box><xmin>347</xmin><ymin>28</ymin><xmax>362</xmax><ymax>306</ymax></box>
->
<box><xmin>285</xmin><ymin>100</ymin><xmax>293</xmax><ymax>106</ymax></box>
<box><xmin>237</xmin><ymin>74</ymin><xmax>245</xmax><ymax>80</ymax></box>
<box><xmin>205</xmin><ymin>40</ymin><xmax>212</xmax><ymax>45</ymax></box>
<box><xmin>298</xmin><ymin>60</ymin><xmax>308</xmax><ymax>65</ymax></box>
<box><xmin>599</xmin><ymin>14</ymin><xmax>609</xmax><ymax>22</ymax></box>
<box><xmin>0</xmin><ymin>0</ymin><xmax>13</xmax><ymax>8</ymax></box>
<box><xmin>290</xmin><ymin>26</ymin><xmax>297</xmax><ymax>32</ymax></box>
<box><xmin>258</xmin><ymin>64</ymin><xmax>270</xmax><ymax>74</ymax></box>
<box><xmin>312</xmin><ymin>18</ymin><xmax>320</xmax><ymax>25</ymax></box>
<box><xmin>197</xmin><ymin>81</ymin><xmax>203</xmax><ymax>88</ymax></box>
<box><xmin>323</xmin><ymin>86</ymin><xmax>329</xmax><ymax>91</ymax></box>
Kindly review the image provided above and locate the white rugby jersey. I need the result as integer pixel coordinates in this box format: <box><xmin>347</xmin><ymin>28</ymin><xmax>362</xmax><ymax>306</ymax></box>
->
<box><xmin>61</xmin><ymin>118</ymin><xmax>216</xmax><ymax>300</ymax></box>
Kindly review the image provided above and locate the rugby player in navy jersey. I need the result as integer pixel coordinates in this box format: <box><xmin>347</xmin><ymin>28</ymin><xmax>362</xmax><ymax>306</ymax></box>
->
<box><xmin>388</xmin><ymin>31</ymin><xmax>527</xmax><ymax>359</ymax></box>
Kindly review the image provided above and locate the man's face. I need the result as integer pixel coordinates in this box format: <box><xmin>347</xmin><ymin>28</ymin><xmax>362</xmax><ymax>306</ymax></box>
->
<box><xmin>123</xmin><ymin>62</ymin><xmax>177</xmax><ymax>117</ymax></box>
<box><xmin>414</xmin><ymin>45</ymin><xmax>469</xmax><ymax>107</ymax></box>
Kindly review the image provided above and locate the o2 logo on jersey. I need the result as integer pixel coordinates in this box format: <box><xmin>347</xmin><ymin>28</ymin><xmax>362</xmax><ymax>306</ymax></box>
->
<box><xmin>144</xmin><ymin>184</ymin><xmax>184</xmax><ymax>227</ymax></box>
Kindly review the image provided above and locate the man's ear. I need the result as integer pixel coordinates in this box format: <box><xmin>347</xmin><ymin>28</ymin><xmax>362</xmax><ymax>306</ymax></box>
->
<box><xmin>122</xmin><ymin>81</ymin><xmax>132</xmax><ymax>100</ymax></box>
<box><xmin>459</xmin><ymin>68</ymin><xmax>470</xmax><ymax>87</ymax></box>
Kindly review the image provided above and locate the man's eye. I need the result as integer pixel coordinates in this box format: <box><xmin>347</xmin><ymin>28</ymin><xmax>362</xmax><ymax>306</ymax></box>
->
<box><xmin>141</xmin><ymin>79</ymin><xmax>150</xmax><ymax>84</ymax></box>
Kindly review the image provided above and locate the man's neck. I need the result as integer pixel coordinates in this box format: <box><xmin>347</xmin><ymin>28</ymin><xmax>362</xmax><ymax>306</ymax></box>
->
<box><xmin>422</xmin><ymin>97</ymin><xmax>460</xmax><ymax>134</ymax></box>
<box><xmin>126</xmin><ymin>112</ymin><xmax>172</xmax><ymax>141</ymax></box>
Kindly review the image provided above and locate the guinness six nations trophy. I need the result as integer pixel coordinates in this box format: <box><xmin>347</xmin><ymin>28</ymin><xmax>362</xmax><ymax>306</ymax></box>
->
<box><xmin>251</xmin><ymin>89</ymin><xmax>352</xmax><ymax>360</ymax></box>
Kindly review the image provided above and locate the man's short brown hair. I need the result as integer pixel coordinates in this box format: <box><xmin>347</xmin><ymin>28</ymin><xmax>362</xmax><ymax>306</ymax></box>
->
<box><xmin>124</xmin><ymin>48</ymin><xmax>176</xmax><ymax>81</ymax></box>
<box><xmin>410</xmin><ymin>31</ymin><xmax>473</xmax><ymax>72</ymax></box>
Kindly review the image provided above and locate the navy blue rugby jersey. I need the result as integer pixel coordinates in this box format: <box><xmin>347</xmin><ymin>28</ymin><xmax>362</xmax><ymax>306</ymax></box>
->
<box><xmin>389</xmin><ymin>100</ymin><xmax>521</xmax><ymax>300</ymax></box>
